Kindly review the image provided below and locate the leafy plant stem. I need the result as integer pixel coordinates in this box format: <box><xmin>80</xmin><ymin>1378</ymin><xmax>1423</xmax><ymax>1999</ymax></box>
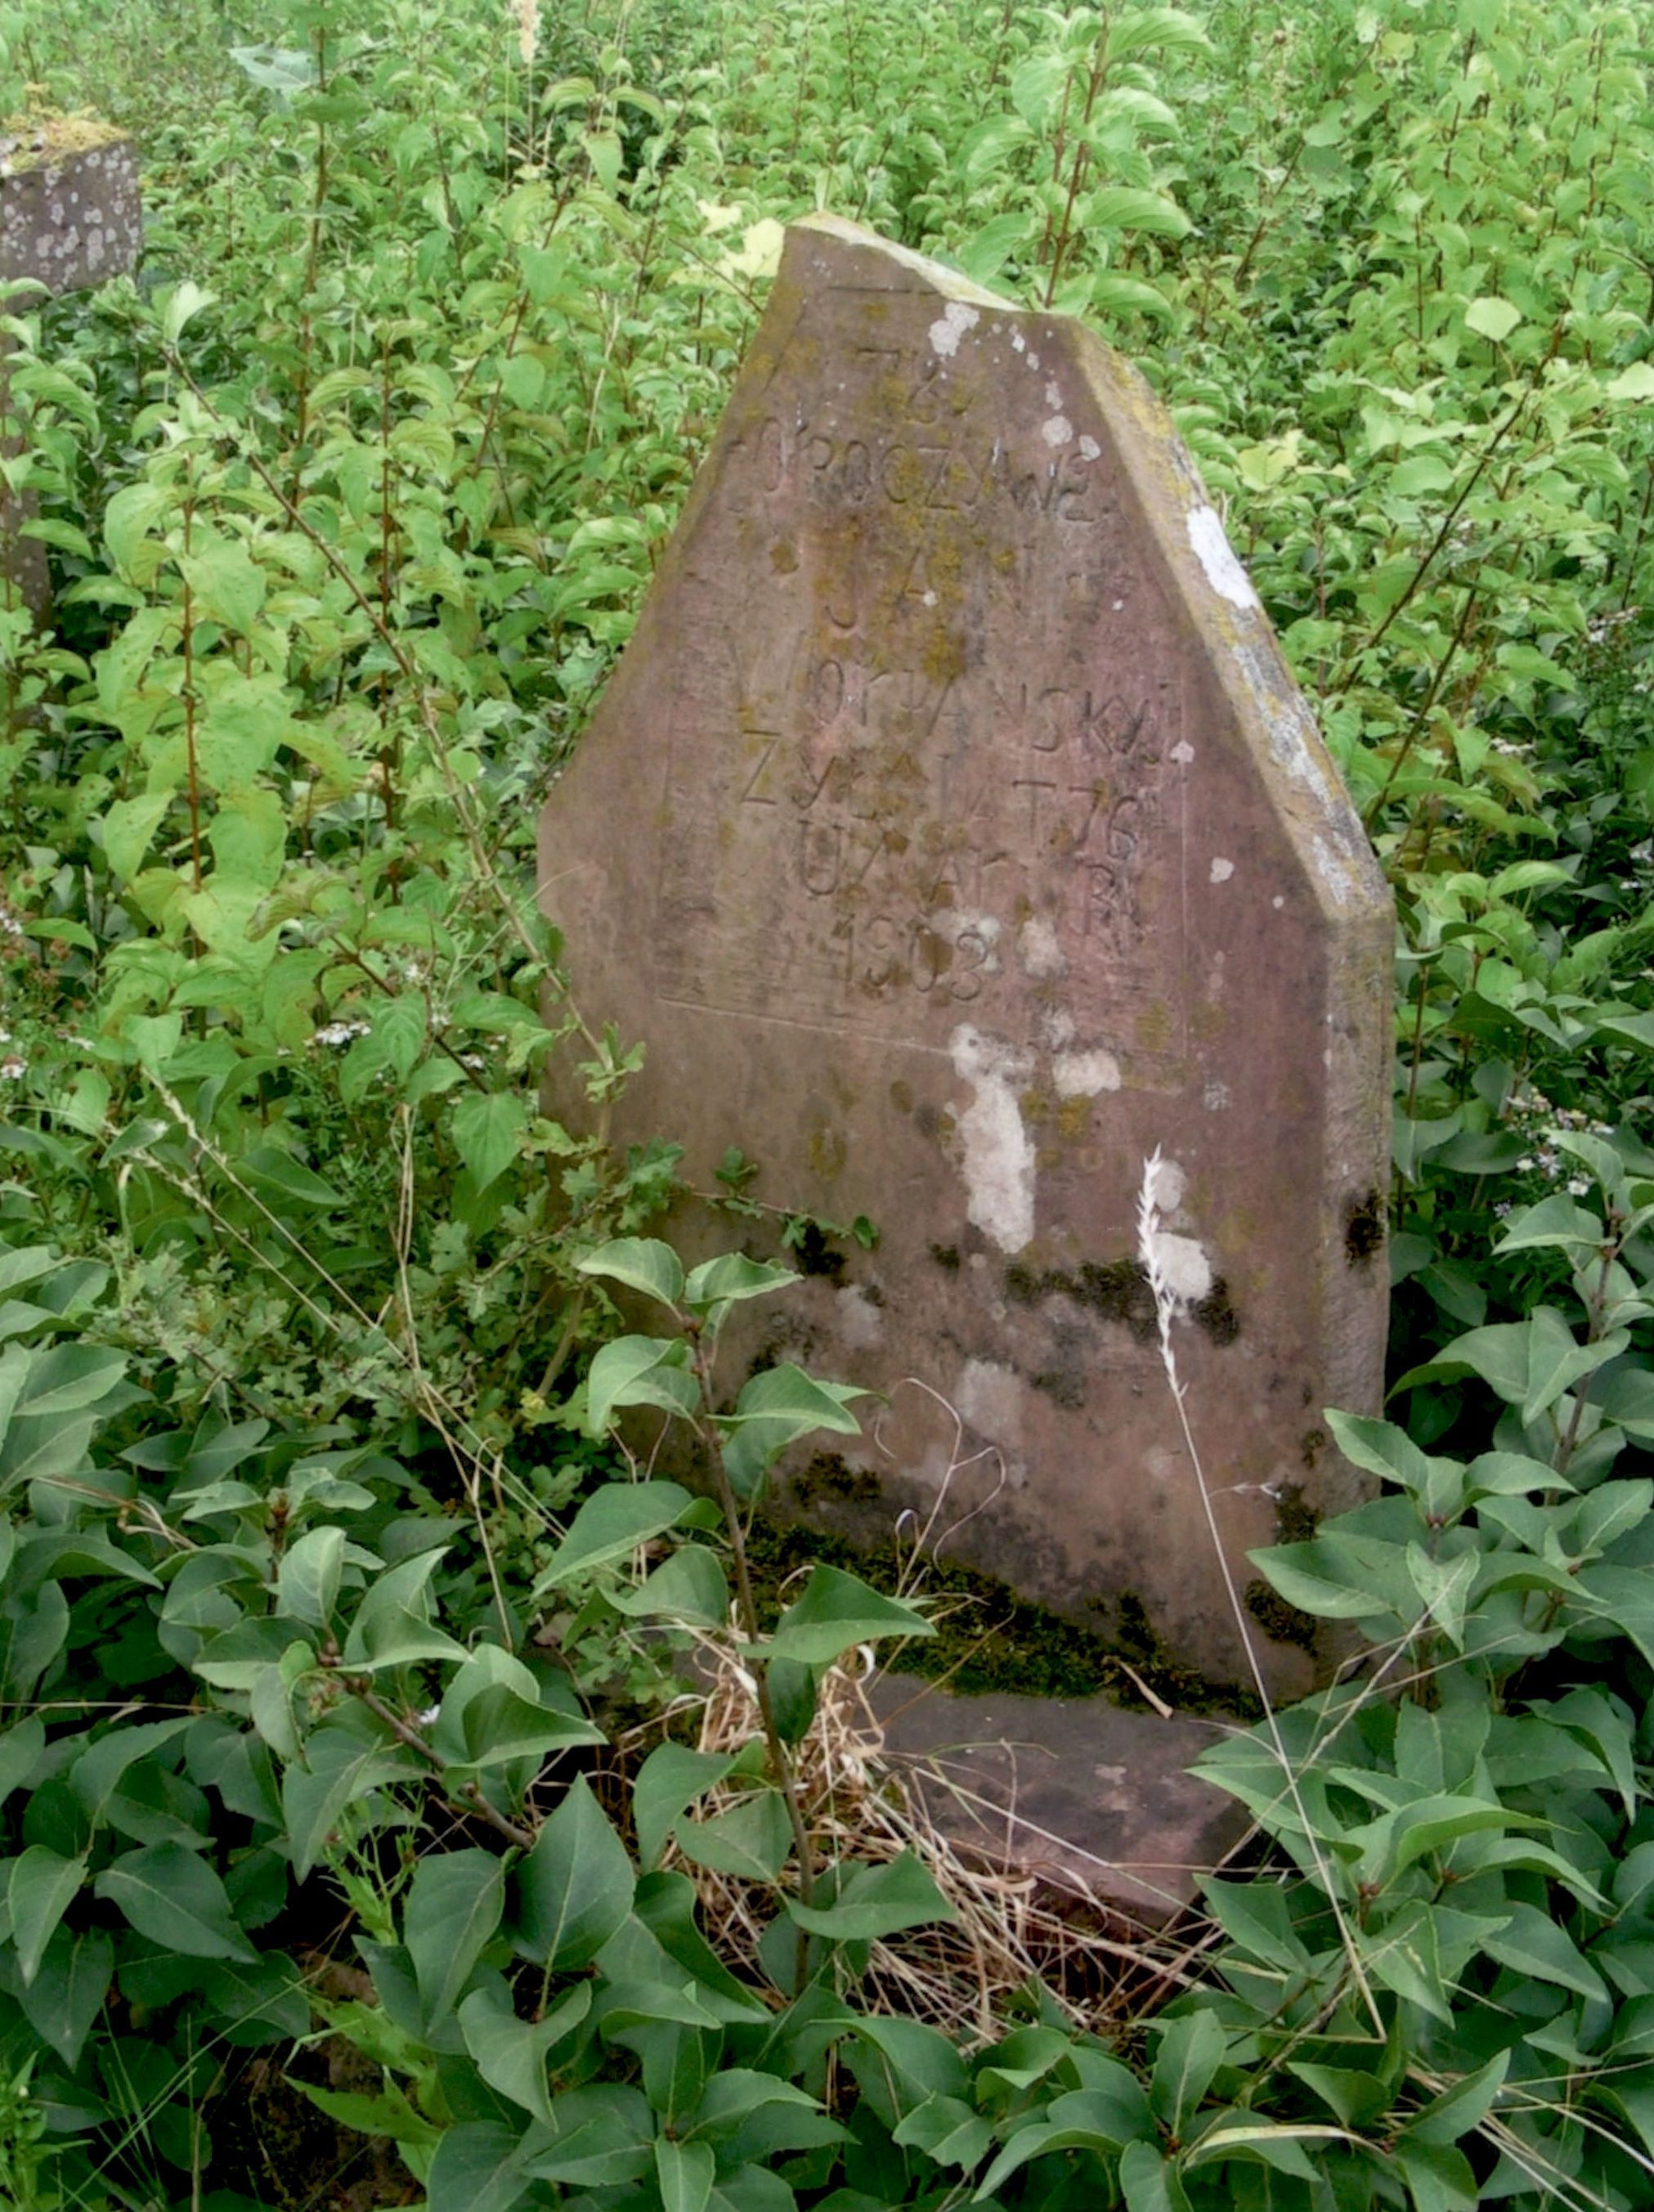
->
<box><xmin>687</xmin><ymin>1333</ymin><xmax>818</xmax><ymax>1931</ymax></box>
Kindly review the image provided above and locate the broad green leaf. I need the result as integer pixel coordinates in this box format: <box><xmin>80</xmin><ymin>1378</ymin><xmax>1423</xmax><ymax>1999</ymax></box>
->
<box><xmin>577</xmin><ymin>1236</ymin><xmax>685</xmax><ymax>1309</ymax></box>
<box><xmin>459</xmin><ymin>1983</ymin><xmax>593</xmax><ymax>2125</ymax></box>
<box><xmin>583</xmin><ymin>1335</ymin><xmax>699</xmax><ymax>1438</ymax></box>
<box><xmin>675</xmin><ymin>1791</ymin><xmax>793</xmax><ymax>1882</ymax></box>
<box><xmin>1403</xmin><ymin>2052</ymin><xmax>1509</xmax><ymax>2147</ymax></box>
<box><xmin>767</xmin><ymin>1565</ymin><xmax>933</xmax><ymax>1664</ymax></box>
<box><xmin>405</xmin><ymin>1847</ymin><xmax>507</xmax><ymax>2025</ymax></box>
<box><xmin>160</xmin><ymin>279</ymin><xmax>215</xmax><ymax>343</ymax></box>
<box><xmin>276</xmin><ymin>1523</ymin><xmax>346</xmax><ymax>1628</ymax></box>
<box><xmin>1150</xmin><ymin>2008</ymin><xmax>1226</xmax><ymax>2136</ymax></box>
<box><xmin>1481</xmin><ymin>1900</ymin><xmax>1607</xmax><ymax>2001</ymax></box>
<box><xmin>451</xmin><ymin>1092</ymin><xmax>529</xmax><ymax>1194</ymax></box>
<box><xmin>522</xmin><ymin>2084</ymin><xmax>654</xmax><ymax>2188</ymax></box>
<box><xmin>634</xmin><ymin>1743</ymin><xmax>737</xmax><ymax>1871</ymax></box>
<box><xmin>94</xmin><ymin>1842</ymin><xmax>257</xmax><ymax>1962</ymax></box>
<box><xmin>1107</xmin><ymin>6</ymin><xmax>1210</xmax><ymax>58</ymax></box>
<box><xmin>719</xmin><ymin>1364</ymin><xmax>868</xmax><ymax>1495</ymax></box>
<box><xmin>787</xmin><ymin>1849</ymin><xmax>955</xmax><ymax>1940</ymax></box>
<box><xmin>512</xmin><ymin>1775</ymin><xmax>634</xmax><ymax>1968</ymax></box>
<box><xmin>101</xmin><ymin>792</ymin><xmax>173</xmax><ymax>882</ymax></box>
<box><xmin>425</xmin><ymin>2118</ymin><xmax>545</xmax><ymax>2212</ymax></box>
<box><xmin>1465</xmin><ymin>295</ymin><xmax>1522</xmax><ymax>343</ymax></box>
<box><xmin>11</xmin><ymin>1340</ymin><xmax>127</xmax><ymax>1419</ymax></box>
<box><xmin>606</xmin><ymin>1543</ymin><xmax>728</xmax><ymax>1627</ymax></box>
<box><xmin>1118</xmin><ymin>2138</ymin><xmax>1194</xmax><ymax>2211</ymax></box>
<box><xmin>683</xmin><ymin>1251</ymin><xmax>795</xmax><ymax>1319</ymax></box>
<box><xmin>532</xmin><ymin>1478</ymin><xmax>696</xmax><ymax>1593</ymax></box>
<box><xmin>17</xmin><ymin>1927</ymin><xmax>112</xmax><ymax>2069</ymax></box>
<box><xmin>656</xmin><ymin>2137</ymin><xmax>716</xmax><ymax>2212</ymax></box>
<box><xmin>10</xmin><ymin>1846</ymin><xmax>85</xmax><ymax>1985</ymax></box>
<box><xmin>0</xmin><ymin>1716</ymin><xmax>45</xmax><ymax>1814</ymax></box>
<box><xmin>1084</xmin><ymin>184</ymin><xmax>1190</xmax><ymax>239</ymax></box>
<box><xmin>241</xmin><ymin>1144</ymin><xmax>346</xmax><ymax>1210</ymax></box>
<box><xmin>177</xmin><ymin>537</ymin><xmax>267</xmax><ymax>635</ymax></box>
<box><xmin>1607</xmin><ymin>361</ymin><xmax>1654</xmax><ymax>402</ymax></box>
<box><xmin>102</xmin><ymin>481</ymin><xmax>174</xmax><ymax>575</ymax></box>
<box><xmin>298</xmin><ymin>2078</ymin><xmax>441</xmax><ymax>2149</ymax></box>
<box><xmin>893</xmin><ymin>2093</ymin><xmax>994</xmax><ymax>2169</ymax></box>
<box><xmin>340</xmin><ymin>1546</ymin><xmax>463</xmax><ymax>1671</ymax></box>
<box><xmin>454</xmin><ymin>1680</ymin><xmax>604</xmax><ymax>1769</ymax></box>
<box><xmin>1285</xmin><ymin>2063</ymin><xmax>1391</xmax><ymax>2129</ymax></box>
<box><xmin>283</xmin><ymin>1714</ymin><xmax>424</xmax><ymax>1878</ymax></box>
<box><xmin>69</xmin><ymin>1715</ymin><xmax>195</xmax><ymax>1823</ymax></box>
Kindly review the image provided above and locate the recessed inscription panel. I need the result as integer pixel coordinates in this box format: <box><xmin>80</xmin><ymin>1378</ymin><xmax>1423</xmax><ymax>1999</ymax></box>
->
<box><xmin>654</xmin><ymin>299</ymin><xmax>1187</xmax><ymax>1075</ymax></box>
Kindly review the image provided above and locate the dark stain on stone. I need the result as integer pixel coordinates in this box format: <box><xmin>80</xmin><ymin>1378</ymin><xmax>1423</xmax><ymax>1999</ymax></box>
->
<box><xmin>1271</xmin><ymin>1482</ymin><xmax>1319</xmax><ymax>1544</ymax></box>
<box><xmin>929</xmin><ymin>1242</ymin><xmax>961</xmax><ymax>1272</ymax></box>
<box><xmin>914</xmin><ymin>1103</ymin><xmax>941</xmax><ymax>1140</ymax></box>
<box><xmin>1193</xmin><ymin>1276</ymin><xmax>1240</xmax><ymax>1346</ymax></box>
<box><xmin>791</xmin><ymin>1221</ymin><xmax>845</xmax><ymax>1279</ymax></box>
<box><xmin>794</xmin><ymin>1450</ymin><xmax>883</xmax><ymax>1507</ymax></box>
<box><xmin>1343</xmin><ymin>1187</ymin><xmax>1385</xmax><ymax>1265</ymax></box>
<box><xmin>1245</xmin><ymin>1576</ymin><xmax>1319</xmax><ymax>1650</ymax></box>
<box><xmin>1301</xmin><ymin>1427</ymin><xmax>1327</xmax><ymax>1471</ymax></box>
<box><xmin>1032</xmin><ymin>1365</ymin><xmax>1087</xmax><ymax>1410</ymax></box>
<box><xmin>1008</xmin><ymin>1258</ymin><xmax>1239</xmax><ymax>1348</ymax></box>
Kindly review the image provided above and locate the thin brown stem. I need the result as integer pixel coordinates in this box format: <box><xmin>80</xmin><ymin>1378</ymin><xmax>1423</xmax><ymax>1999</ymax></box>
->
<box><xmin>345</xmin><ymin>1676</ymin><xmax>537</xmax><ymax>1850</ymax></box>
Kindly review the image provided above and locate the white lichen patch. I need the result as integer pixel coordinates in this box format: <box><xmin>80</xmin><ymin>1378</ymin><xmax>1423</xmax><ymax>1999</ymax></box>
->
<box><xmin>1010</xmin><ymin>330</ymin><xmax>1026</xmax><ymax>353</ymax></box>
<box><xmin>835</xmin><ymin>1285</ymin><xmax>885</xmax><ymax>1350</ymax></box>
<box><xmin>1040</xmin><ymin>1006</ymin><xmax>1077</xmax><ymax>1049</ymax></box>
<box><xmin>1016</xmin><ymin>916</ymin><xmax>1065</xmax><ymax>980</ymax></box>
<box><xmin>957</xmin><ymin>1357</ymin><xmax>1024</xmax><ymax>1447</ymax></box>
<box><xmin>1150</xmin><ymin>1231</ymin><xmax>1214</xmax><ymax>1307</ymax></box>
<box><xmin>1203</xmin><ymin>1079</ymin><xmax>1232</xmax><ymax>1112</ymax></box>
<box><xmin>948</xmin><ymin>1025</ymin><xmax>1036</xmax><ymax>1254</ymax></box>
<box><xmin>1078</xmin><ymin>435</ymin><xmax>1101</xmax><ymax>461</ymax></box>
<box><xmin>1169</xmin><ymin>739</ymin><xmax>1195</xmax><ymax>764</ymax></box>
<box><xmin>1052</xmin><ymin>1048</ymin><xmax>1122</xmax><ymax>1099</ymax></box>
<box><xmin>1045</xmin><ymin>379</ymin><xmax>1063</xmax><ymax>408</ymax></box>
<box><xmin>1042</xmin><ymin>415</ymin><xmax>1074</xmax><ymax>447</ymax></box>
<box><xmin>1312</xmin><ymin>834</ymin><xmax>1354</xmax><ymax>904</ymax></box>
<box><xmin>1186</xmin><ymin>504</ymin><xmax>1259</xmax><ymax>610</ymax></box>
<box><xmin>1209</xmin><ymin>856</ymin><xmax>1235</xmax><ymax>884</ymax></box>
<box><xmin>1147</xmin><ymin>1155</ymin><xmax>1187</xmax><ymax>1214</ymax></box>
<box><xmin>928</xmin><ymin>299</ymin><xmax>980</xmax><ymax>358</ymax></box>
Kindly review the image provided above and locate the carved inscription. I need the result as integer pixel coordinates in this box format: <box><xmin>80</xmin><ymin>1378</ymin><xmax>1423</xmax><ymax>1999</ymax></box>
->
<box><xmin>654</xmin><ymin>302</ymin><xmax>1187</xmax><ymax>1063</ymax></box>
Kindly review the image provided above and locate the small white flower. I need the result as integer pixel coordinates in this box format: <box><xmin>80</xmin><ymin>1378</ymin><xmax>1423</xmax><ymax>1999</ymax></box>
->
<box><xmin>0</xmin><ymin>1055</ymin><xmax>25</xmax><ymax>1080</ymax></box>
<box><xmin>312</xmin><ymin>1020</ymin><xmax>371</xmax><ymax>1048</ymax></box>
<box><xmin>1567</xmin><ymin>1176</ymin><xmax>1592</xmax><ymax>1197</ymax></box>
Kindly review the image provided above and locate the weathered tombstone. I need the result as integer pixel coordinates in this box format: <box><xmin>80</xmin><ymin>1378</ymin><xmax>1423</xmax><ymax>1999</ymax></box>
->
<box><xmin>538</xmin><ymin>216</ymin><xmax>1392</xmax><ymax>1717</ymax></box>
<box><xmin>0</xmin><ymin>125</ymin><xmax>141</xmax><ymax>626</ymax></box>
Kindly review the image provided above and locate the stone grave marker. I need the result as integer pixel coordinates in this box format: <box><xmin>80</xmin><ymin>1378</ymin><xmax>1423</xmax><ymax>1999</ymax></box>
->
<box><xmin>1</xmin><ymin>126</ymin><xmax>141</xmax><ymax>626</ymax></box>
<box><xmin>538</xmin><ymin>215</ymin><xmax>1392</xmax><ymax>1712</ymax></box>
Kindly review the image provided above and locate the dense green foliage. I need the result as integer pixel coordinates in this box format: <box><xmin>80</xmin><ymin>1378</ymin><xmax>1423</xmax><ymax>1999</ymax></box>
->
<box><xmin>1</xmin><ymin>0</ymin><xmax>1654</xmax><ymax>2205</ymax></box>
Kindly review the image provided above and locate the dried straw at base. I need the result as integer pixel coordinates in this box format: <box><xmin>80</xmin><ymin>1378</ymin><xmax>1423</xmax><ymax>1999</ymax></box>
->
<box><xmin>630</xmin><ymin>1629</ymin><xmax>1206</xmax><ymax>2044</ymax></box>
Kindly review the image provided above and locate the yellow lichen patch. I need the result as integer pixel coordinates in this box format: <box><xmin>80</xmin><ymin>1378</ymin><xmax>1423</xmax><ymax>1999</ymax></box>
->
<box><xmin>2</xmin><ymin>110</ymin><xmax>126</xmax><ymax>169</ymax></box>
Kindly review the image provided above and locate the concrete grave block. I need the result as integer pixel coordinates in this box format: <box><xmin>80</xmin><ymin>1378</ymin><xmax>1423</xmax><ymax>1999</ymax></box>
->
<box><xmin>0</xmin><ymin>126</ymin><xmax>141</xmax><ymax>623</ymax></box>
<box><xmin>538</xmin><ymin>216</ymin><xmax>1392</xmax><ymax>1702</ymax></box>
